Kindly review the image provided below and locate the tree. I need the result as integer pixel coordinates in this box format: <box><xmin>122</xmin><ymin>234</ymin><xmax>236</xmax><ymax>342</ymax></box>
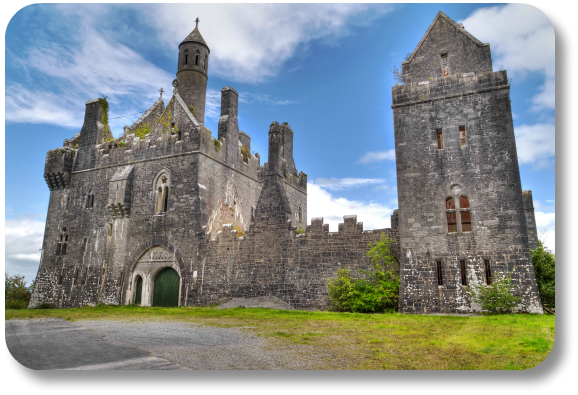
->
<box><xmin>531</xmin><ymin>240</ymin><xmax>555</xmax><ymax>311</ymax></box>
<box><xmin>327</xmin><ymin>234</ymin><xmax>399</xmax><ymax>313</ymax></box>
<box><xmin>391</xmin><ymin>52</ymin><xmax>412</xmax><ymax>84</ymax></box>
<box><xmin>5</xmin><ymin>274</ymin><xmax>33</xmax><ymax>309</ymax></box>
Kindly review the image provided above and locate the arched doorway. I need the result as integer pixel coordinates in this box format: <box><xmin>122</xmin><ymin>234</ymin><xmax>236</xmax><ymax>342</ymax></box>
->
<box><xmin>134</xmin><ymin>276</ymin><xmax>143</xmax><ymax>305</ymax></box>
<box><xmin>128</xmin><ymin>246</ymin><xmax>182</xmax><ymax>306</ymax></box>
<box><xmin>153</xmin><ymin>268</ymin><xmax>180</xmax><ymax>307</ymax></box>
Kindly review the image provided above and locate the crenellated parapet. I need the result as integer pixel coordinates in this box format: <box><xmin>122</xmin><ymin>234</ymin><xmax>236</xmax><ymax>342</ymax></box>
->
<box><xmin>44</xmin><ymin>147</ymin><xmax>76</xmax><ymax>190</ymax></box>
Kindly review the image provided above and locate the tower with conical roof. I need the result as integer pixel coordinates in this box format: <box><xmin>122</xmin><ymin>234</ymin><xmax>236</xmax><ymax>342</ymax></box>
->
<box><xmin>176</xmin><ymin>17</ymin><xmax>209</xmax><ymax>124</ymax></box>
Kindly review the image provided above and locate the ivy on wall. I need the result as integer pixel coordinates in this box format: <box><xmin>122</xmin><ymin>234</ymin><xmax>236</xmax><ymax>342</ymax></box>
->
<box><xmin>99</xmin><ymin>97</ymin><xmax>114</xmax><ymax>143</ymax></box>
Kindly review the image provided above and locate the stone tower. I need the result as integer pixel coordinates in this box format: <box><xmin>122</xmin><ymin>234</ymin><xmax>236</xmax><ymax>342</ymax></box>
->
<box><xmin>176</xmin><ymin>18</ymin><xmax>209</xmax><ymax>124</ymax></box>
<box><xmin>392</xmin><ymin>11</ymin><xmax>543</xmax><ymax>314</ymax></box>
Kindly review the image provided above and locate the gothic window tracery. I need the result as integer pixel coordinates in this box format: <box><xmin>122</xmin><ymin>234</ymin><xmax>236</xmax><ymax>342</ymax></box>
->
<box><xmin>446</xmin><ymin>197</ymin><xmax>457</xmax><ymax>232</ymax></box>
<box><xmin>153</xmin><ymin>171</ymin><xmax>171</xmax><ymax>214</ymax></box>
<box><xmin>459</xmin><ymin>195</ymin><xmax>471</xmax><ymax>232</ymax></box>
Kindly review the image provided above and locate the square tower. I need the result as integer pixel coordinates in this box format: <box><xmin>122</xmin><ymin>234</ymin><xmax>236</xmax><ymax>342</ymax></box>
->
<box><xmin>392</xmin><ymin>11</ymin><xmax>543</xmax><ymax>314</ymax></box>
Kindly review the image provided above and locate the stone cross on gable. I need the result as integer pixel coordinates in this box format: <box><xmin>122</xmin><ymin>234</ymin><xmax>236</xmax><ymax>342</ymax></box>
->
<box><xmin>195</xmin><ymin>17</ymin><xmax>200</xmax><ymax>28</ymax></box>
<box><xmin>159</xmin><ymin>87</ymin><xmax>164</xmax><ymax>99</ymax></box>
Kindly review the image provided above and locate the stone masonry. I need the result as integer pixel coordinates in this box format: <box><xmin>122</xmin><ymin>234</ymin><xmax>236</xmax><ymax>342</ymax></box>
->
<box><xmin>30</xmin><ymin>12</ymin><xmax>542</xmax><ymax>314</ymax></box>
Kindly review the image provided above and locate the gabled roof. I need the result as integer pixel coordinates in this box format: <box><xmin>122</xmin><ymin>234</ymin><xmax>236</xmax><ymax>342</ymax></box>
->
<box><xmin>405</xmin><ymin>10</ymin><xmax>488</xmax><ymax>64</ymax></box>
<box><xmin>181</xmin><ymin>25</ymin><xmax>209</xmax><ymax>50</ymax></box>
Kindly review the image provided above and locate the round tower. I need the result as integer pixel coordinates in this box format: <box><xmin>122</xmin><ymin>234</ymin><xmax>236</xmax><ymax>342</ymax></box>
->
<box><xmin>176</xmin><ymin>17</ymin><xmax>210</xmax><ymax>124</ymax></box>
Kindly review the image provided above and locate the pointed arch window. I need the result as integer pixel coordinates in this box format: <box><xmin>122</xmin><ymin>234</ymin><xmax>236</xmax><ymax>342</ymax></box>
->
<box><xmin>86</xmin><ymin>190</ymin><xmax>94</xmax><ymax>209</ymax></box>
<box><xmin>445</xmin><ymin>197</ymin><xmax>457</xmax><ymax>232</ymax></box>
<box><xmin>184</xmin><ymin>49</ymin><xmax>188</xmax><ymax>65</ymax></box>
<box><xmin>153</xmin><ymin>172</ymin><xmax>171</xmax><ymax>214</ymax></box>
<box><xmin>195</xmin><ymin>50</ymin><xmax>199</xmax><ymax>66</ymax></box>
<box><xmin>57</xmin><ymin>228</ymin><xmax>68</xmax><ymax>256</ymax></box>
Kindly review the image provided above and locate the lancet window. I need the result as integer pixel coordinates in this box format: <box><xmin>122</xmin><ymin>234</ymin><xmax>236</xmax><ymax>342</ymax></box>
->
<box><xmin>153</xmin><ymin>171</ymin><xmax>171</xmax><ymax>214</ymax></box>
<box><xmin>56</xmin><ymin>228</ymin><xmax>68</xmax><ymax>256</ymax></box>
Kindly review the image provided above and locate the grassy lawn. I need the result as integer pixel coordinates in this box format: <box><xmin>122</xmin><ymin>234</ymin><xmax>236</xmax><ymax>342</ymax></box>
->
<box><xmin>6</xmin><ymin>306</ymin><xmax>554</xmax><ymax>370</ymax></box>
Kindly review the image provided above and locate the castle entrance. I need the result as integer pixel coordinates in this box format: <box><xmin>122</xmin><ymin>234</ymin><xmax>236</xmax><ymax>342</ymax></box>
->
<box><xmin>153</xmin><ymin>268</ymin><xmax>179</xmax><ymax>307</ymax></box>
<box><xmin>129</xmin><ymin>246</ymin><xmax>181</xmax><ymax>307</ymax></box>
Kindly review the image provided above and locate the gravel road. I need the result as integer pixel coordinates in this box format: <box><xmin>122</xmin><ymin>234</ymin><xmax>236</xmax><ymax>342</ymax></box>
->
<box><xmin>6</xmin><ymin>318</ymin><xmax>324</xmax><ymax>370</ymax></box>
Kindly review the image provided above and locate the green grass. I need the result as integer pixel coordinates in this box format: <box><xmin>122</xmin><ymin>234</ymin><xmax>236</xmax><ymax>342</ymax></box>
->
<box><xmin>6</xmin><ymin>305</ymin><xmax>554</xmax><ymax>370</ymax></box>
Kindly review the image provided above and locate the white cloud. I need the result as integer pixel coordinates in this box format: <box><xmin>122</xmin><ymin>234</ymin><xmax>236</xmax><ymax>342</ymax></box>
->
<box><xmin>460</xmin><ymin>4</ymin><xmax>555</xmax><ymax>111</ymax></box>
<box><xmin>314</xmin><ymin>177</ymin><xmax>385</xmax><ymax>191</ymax></box>
<box><xmin>239</xmin><ymin>92</ymin><xmax>296</xmax><ymax>106</ymax></box>
<box><xmin>358</xmin><ymin>150</ymin><xmax>396</xmax><ymax>164</ymax></box>
<box><xmin>7</xmin><ymin>25</ymin><xmax>174</xmax><ymax>133</ymax></box>
<box><xmin>5</xmin><ymin>215</ymin><xmax>47</xmax><ymax>285</ymax></box>
<box><xmin>514</xmin><ymin>123</ymin><xmax>555</xmax><ymax>169</ymax></box>
<box><xmin>535</xmin><ymin>211</ymin><xmax>555</xmax><ymax>252</ymax></box>
<box><xmin>143</xmin><ymin>4</ymin><xmax>392</xmax><ymax>83</ymax></box>
<box><xmin>307</xmin><ymin>183</ymin><xmax>394</xmax><ymax>232</ymax></box>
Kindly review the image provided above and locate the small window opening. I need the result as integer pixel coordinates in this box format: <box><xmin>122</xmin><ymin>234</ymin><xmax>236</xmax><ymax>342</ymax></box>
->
<box><xmin>446</xmin><ymin>197</ymin><xmax>457</xmax><ymax>232</ymax></box>
<box><xmin>437</xmin><ymin>129</ymin><xmax>443</xmax><ymax>149</ymax></box>
<box><xmin>441</xmin><ymin>54</ymin><xmax>449</xmax><ymax>76</ymax></box>
<box><xmin>460</xmin><ymin>260</ymin><xmax>467</xmax><ymax>285</ymax></box>
<box><xmin>67</xmin><ymin>197</ymin><xmax>70</xmax><ymax>209</ymax></box>
<box><xmin>58</xmin><ymin>274</ymin><xmax>63</xmax><ymax>285</ymax></box>
<box><xmin>91</xmin><ymin>194</ymin><xmax>95</xmax><ymax>208</ymax></box>
<box><xmin>484</xmin><ymin>260</ymin><xmax>492</xmax><ymax>285</ymax></box>
<box><xmin>184</xmin><ymin>49</ymin><xmax>188</xmax><ymax>65</ymax></box>
<box><xmin>83</xmin><ymin>238</ymin><xmax>88</xmax><ymax>253</ymax></box>
<box><xmin>163</xmin><ymin>186</ymin><xmax>169</xmax><ymax>212</ymax></box>
<box><xmin>61</xmin><ymin>243</ymin><xmax>67</xmax><ymax>255</ymax></box>
<box><xmin>299</xmin><ymin>206</ymin><xmax>302</xmax><ymax>222</ymax></box>
<box><xmin>459</xmin><ymin>126</ymin><xmax>467</xmax><ymax>147</ymax></box>
<box><xmin>195</xmin><ymin>54</ymin><xmax>199</xmax><ymax>66</ymax></box>
<box><xmin>56</xmin><ymin>243</ymin><xmax>61</xmax><ymax>256</ymax></box>
<box><xmin>436</xmin><ymin>261</ymin><xmax>443</xmax><ymax>285</ymax></box>
<box><xmin>108</xmin><ymin>223</ymin><xmax>113</xmax><ymax>237</ymax></box>
<box><xmin>204</xmin><ymin>55</ymin><xmax>208</xmax><ymax>71</ymax></box>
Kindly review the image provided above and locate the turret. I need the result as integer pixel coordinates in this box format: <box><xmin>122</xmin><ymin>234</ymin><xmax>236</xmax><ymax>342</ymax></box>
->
<box><xmin>267</xmin><ymin>122</ymin><xmax>282</xmax><ymax>176</ymax></box>
<box><xmin>176</xmin><ymin>18</ymin><xmax>209</xmax><ymax>124</ymax></box>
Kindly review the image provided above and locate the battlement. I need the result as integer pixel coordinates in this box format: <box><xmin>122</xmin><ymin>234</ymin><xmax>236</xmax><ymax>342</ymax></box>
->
<box><xmin>392</xmin><ymin>70</ymin><xmax>508</xmax><ymax>108</ymax></box>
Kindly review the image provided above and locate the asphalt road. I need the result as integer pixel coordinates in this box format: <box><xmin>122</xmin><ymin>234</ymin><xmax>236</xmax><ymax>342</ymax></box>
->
<box><xmin>5</xmin><ymin>318</ymin><xmax>185</xmax><ymax>370</ymax></box>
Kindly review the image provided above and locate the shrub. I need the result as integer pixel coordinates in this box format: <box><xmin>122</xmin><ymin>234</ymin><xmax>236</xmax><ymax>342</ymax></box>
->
<box><xmin>240</xmin><ymin>145</ymin><xmax>250</xmax><ymax>163</ymax></box>
<box><xmin>5</xmin><ymin>274</ymin><xmax>33</xmax><ymax>309</ymax></box>
<box><xmin>233</xmin><ymin>225</ymin><xmax>245</xmax><ymax>237</ymax></box>
<box><xmin>115</xmin><ymin>142</ymin><xmax>128</xmax><ymax>148</ymax></box>
<box><xmin>214</xmin><ymin>138</ymin><xmax>221</xmax><ymax>151</ymax></box>
<box><xmin>467</xmin><ymin>273</ymin><xmax>522</xmax><ymax>314</ymax></box>
<box><xmin>296</xmin><ymin>226</ymin><xmax>306</xmax><ymax>234</ymax></box>
<box><xmin>327</xmin><ymin>234</ymin><xmax>399</xmax><ymax>313</ymax></box>
<box><xmin>531</xmin><ymin>240</ymin><xmax>555</xmax><ymax>310</ymax></box>
<box><xmin>134</xmin><ymin>122</ymin><xmax>151</xmax><ymax>139</ymax></box>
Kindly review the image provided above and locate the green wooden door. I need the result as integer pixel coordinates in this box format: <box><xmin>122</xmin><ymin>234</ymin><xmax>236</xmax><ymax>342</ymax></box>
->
<box><xmin>135</xmin><ymin>276</ymin><xmax>142</xmax><ymax>305</ymax></box>
<box><xmin>153</xmin><ymin>268</ymin><xmax>179</xmax><ymax>307</ymax></box>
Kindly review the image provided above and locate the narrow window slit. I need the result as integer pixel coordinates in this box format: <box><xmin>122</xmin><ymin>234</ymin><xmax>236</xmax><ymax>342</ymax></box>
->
<box><xmin>436</xmin><ymin>261</ymin><xmax>443</xmax><ymax>285</ymax></box>
<box><xmin>459</xmin><ymin>126</ymin><xmax>467</xmax><ymax>147</ymax></box>
<box><xmin>484</xmin><ymin>260</ymin><xmax>492</xmax><ymax>285</ymax></box>
<box><xmin>460</xmin><ymin>260</ymin><xmax>467</xmax><ymax>285</ymax></box>
<box><xmin>437</xmin><ymin>129</ymin><xmax>443</xmax><ymax>149</ymax></box>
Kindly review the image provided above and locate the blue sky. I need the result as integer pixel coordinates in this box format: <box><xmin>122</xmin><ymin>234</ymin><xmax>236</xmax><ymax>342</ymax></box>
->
<box><xmin>4</xmin><ymin>3</ymin><xmax>555</xmax><ymax>283</ymax></box>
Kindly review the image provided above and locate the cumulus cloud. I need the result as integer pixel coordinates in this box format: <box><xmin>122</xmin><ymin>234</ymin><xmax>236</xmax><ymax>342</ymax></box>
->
<box><xmin>514</xmin><ymin>123</ymin><xmax>555</xmax><ymax>168</ymax></box>
<box><xmin>307</xmin><ymin>183</ymin><xmax>394</xmax><ymax>231</ymax></box>
<box><xmin>5</xmin><ymin>215</ymin><xmax>47</xmax><ymax>285</ymax></box>
<box><xmin>460</xmin><ymin>4</ymin><xmax>555</xmax><ymax>111</ymax></box>
<box><xmin>358</xmin><ymin>149</ymin><xmax>396</xmax><ymax>164</ymax></box>
<box><xmin>314</xmin><ymin>177</ymin><xmax>385</xmax><ymax>191</ymax></box>
<box><xmin>143</xmin><ymin>3</ymin><xmax>392</xmax><ymax>83</ymax></box>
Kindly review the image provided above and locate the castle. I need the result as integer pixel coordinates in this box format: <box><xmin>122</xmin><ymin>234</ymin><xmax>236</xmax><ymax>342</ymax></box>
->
<box><xmin>30</xmin><ymin>12</ymin><xmax>543</xmax><ymax>314</ymax></box>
